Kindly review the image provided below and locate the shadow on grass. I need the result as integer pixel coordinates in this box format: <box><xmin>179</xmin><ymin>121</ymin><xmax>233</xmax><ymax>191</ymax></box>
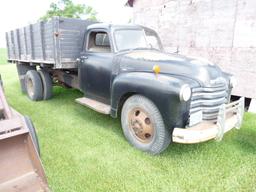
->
<box><xmin>52</xmin><ymin>86</ymin><xmax>124</xmax><ymax>136</ymax></box>
<box><xmin>232</xmin><ymin>129</ymin><xmax>256</xmax><ymax>155</ymax></box>
<box><xmin>52</xmin><ymin>86</ymin><xmax>83</xmax><ymax>100</ymax></box>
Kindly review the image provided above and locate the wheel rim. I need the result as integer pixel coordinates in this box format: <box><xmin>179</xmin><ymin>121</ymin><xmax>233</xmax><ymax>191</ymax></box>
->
<box><xmin>27</xmin><ymin>78</ymin><xmax>34</xmax><ymax>96</ymax></box>
<box><xmin>128</xmin><ymin>107</ymin><xmax>155</xmax><ymax>143</ymax></box>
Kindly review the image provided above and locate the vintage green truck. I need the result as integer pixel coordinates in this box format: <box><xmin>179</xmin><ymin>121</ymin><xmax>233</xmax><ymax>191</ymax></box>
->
<box><xmin>6</xmin><ymin>17</ymin><xmax>244</xmax><ymax>154</ymax></box>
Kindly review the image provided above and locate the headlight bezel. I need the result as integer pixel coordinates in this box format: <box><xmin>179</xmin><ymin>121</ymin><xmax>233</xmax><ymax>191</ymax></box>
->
<box><xmin>179</xmin><ymin>84</ymin><xmax>192</xmax><ymax>102</ymax></box>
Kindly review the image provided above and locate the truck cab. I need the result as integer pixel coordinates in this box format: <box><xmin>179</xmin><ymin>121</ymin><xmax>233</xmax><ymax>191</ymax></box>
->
<box><xmin>6</xmin><ymin>18</ymin><xmax>244</xmax><ymax>154</ymax></box>
<box><xmin>79</xmin><ymin>24</ymin><xmax>163</xmax><ymax>104</ymax></box>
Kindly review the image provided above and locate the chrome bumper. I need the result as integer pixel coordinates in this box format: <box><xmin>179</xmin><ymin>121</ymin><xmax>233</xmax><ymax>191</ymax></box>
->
<box><xmin>172</xmin><ymin>97</ymin><xmax>245</xmax><ymax>144</ymax></box>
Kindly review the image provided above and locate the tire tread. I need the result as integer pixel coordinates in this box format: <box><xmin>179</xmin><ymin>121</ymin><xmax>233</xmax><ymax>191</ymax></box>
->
<box><xmin>38</xmin><ymin>70</ymin><xmax>52</xmax><ymax>100</ymax></box>
<box><xmin>25</xmin><ymin>70</ymin><xmax>43</xmax><ymax>101</ymax></box>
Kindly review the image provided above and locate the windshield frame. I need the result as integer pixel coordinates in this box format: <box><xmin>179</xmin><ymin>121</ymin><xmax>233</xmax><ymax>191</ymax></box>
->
<box><xmin>142</xmin><ymin>26</ymin><xmax>164</xmax><ymax>51</ymax></box>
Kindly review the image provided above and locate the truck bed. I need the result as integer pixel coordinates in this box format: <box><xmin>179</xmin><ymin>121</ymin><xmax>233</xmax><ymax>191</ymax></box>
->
<box><xmin>6</xmin><ymin>17</ymin><xmax>95</xmax><ymax>69</ymax></box>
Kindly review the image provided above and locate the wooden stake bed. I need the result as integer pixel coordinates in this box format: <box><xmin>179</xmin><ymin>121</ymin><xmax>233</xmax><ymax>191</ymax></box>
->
<box><xmin>0</xmin><ymin>78</ymin><xmax>50</xmax><ymax>192</ymax></box>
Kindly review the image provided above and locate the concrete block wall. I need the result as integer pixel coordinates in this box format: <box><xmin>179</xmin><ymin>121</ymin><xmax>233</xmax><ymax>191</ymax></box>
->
<box><xmin>132</xmin><ymin>0</ymin><xmax>256</xmax><ymax>98</ymax></box>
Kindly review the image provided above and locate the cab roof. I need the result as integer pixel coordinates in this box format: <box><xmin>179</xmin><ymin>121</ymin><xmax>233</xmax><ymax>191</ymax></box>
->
<box><xmin>87</xmin><ymin>23</ymin><xmax>143</xmax><ymax>31</ymax></box>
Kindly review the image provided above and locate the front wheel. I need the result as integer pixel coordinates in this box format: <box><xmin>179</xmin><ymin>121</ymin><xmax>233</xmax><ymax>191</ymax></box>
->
<box><xmin>121</xmin><ymin>95</ymin><xmax>171</xmax><ymax>154</ymax></box>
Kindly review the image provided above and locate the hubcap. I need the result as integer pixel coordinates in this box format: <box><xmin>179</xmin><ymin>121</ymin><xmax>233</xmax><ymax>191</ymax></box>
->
<box><xmin>27</xmin><ymin>78</ymin><xmax>34</xmax><ymax>96</ymax></box>
<box><xmin>128</xmin><ymin>107</ymin><xmax>154</xmax><ymax>143</ymax></box>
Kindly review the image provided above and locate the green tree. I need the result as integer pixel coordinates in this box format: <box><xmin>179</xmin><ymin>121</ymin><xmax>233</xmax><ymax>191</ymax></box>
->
<box><xmin>40</xmin><ymin>0</ymin><xmax>97</xmax><ymax>21</ymax></box>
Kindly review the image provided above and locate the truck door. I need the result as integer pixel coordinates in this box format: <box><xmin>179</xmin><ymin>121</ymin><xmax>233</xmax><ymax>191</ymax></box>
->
<box><xmin>79</xmin><ymin>30</ymin><xmax>113</xmax><ymax>104</ymax></box>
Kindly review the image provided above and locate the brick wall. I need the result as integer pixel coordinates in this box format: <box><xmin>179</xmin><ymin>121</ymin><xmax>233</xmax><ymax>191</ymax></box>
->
<box><xmin>132</xmin><ymin>0</ymin><xmax>256</xmax><ymax>98</ymax></box>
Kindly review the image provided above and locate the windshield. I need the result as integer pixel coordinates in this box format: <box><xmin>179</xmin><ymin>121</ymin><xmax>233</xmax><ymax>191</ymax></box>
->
<box><xmin>114</xmin><ymin>29</ymin><xmax>162</xmax><ymax>51</ymax></box>
<box><xmin>114</xmin><ymin>29</ymin><xmax>150</xmax><ymax>51</ymax></box>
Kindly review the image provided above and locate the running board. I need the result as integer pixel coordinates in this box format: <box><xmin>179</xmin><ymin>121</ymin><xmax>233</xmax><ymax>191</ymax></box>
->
<box><xmin>75</xmin><ymin>97</ymin><xmax>111</xmax><ymax>115</ymax></box>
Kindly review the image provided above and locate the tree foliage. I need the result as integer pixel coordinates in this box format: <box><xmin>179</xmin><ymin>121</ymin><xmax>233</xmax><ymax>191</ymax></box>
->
<box><xmin>41</xmin><ymin>0</ymin><xmax>97</xmax><ymax>21</ymax></box>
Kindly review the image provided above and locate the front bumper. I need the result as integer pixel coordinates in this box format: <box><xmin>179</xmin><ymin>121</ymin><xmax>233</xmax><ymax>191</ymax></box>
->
<box><xmin>172</xmin><ymin>97</ymin><xmax>244</xmax><ymax>144</ymax></box>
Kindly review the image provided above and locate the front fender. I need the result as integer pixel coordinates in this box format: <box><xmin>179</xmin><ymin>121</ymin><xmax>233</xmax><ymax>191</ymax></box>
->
<box><xmin>111</xmin><ymin>72</ymin><xmax>191</xmax><ymax>130</ymax></box>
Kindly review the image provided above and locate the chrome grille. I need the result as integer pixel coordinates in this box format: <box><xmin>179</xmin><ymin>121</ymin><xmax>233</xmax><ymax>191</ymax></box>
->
<box><xmin>189</xmin><ymin>83</ymin><xmax>229</xmax><ymax>123</ymax></box>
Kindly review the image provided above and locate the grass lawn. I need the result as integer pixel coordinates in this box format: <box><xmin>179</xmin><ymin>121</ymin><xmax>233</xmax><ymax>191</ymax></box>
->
<box><xmin>0</xmin><ymin>60</ymin><xmax>255</xmax><ymax>191</ymax></box>
<box><xmin>0</xmin><ymin>48</ymin><xmax>7</xmax><ymax>64</ymax></box>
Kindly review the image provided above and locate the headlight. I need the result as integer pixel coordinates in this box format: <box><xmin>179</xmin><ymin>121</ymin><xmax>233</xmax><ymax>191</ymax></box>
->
<box><xmin>180</xmin><ymin>84</ymin><xmax>191</xmax><ymax>101</ymax></box>
<box><xmin>230</xmin><ymin>76</ymin><xmax>237</xmax><ymax>88</ymax></box>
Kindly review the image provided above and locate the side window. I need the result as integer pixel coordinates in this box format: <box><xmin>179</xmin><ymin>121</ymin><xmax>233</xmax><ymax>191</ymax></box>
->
<box><xmin>87</xmin><ymin>31</ymin><xmax>111</xmax><ymax>53</ymax></box>
<box><xmin>143</xmin><ymin>27</ymin><xmax>163</xmax><ymax>50</ymax></box>
<box><xmin>145</xmin><ymin>35</ymin><xmax>160</xmax><ymax>50</ymax></box>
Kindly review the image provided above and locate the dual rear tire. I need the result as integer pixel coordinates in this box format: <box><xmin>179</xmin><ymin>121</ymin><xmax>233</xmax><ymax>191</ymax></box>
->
<box><xmin>25</xmin><ymin>70</ymin><xmax>52</xmax><ymax>101</ymax></box>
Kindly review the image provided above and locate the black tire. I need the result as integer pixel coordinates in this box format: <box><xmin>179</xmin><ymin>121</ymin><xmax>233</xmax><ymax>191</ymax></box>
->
<box><xmin>16</xmin><ymin>64</ymin><xmax>36</xmax><ymax>93</ymax></box>
<box><xmin>121</xmin><ymin>95</ymin><xmax>171</xmax><ymax>154</ymax></box>
<box><xmin>25</xmin><ymin>70</ymin><xmax>43</xmax><ymax>101</ymax></box>
<box><xmin>24</xmin><ymin>116</ymin><xmax>40</xmax><ymax>156</ymax></box>
<box><xmin>38</xmin><ymin>70</ymin><xmax>52</xmax><ymax>100</ymax></box>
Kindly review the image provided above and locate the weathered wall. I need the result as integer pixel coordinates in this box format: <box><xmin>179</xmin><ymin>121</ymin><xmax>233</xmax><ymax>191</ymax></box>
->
<box><xmin>132</xmin><ymin>0</ymin><xmax>256</xmax><ymax>98</ymax></box>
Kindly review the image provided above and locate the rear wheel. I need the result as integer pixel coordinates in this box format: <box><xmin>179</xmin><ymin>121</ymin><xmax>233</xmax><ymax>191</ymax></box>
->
<box><xmin>25</xmin><ymin>70</ymin><xmax>43</xmax><ymax>101</ymax></box>
<box><xmin>38</xmin><ymin>70</ymin><xmax>52</xmax><ymax>100</ymax></box>
<box><xmin>16</xmin><ymin>64</ymin><xmax>36</xmax><ymax>93</ymax></box>
<box><xmin>121</xmin><ymin>95</ymin><xmax>171</xmax><ymax>154</ymax></box>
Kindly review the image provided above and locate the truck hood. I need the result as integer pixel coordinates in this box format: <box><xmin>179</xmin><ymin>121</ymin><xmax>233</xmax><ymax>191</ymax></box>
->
<box><xmin>117</xmin><ymin>49</ymin><xmax>229</xmax><ymax>87</ymax></box>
